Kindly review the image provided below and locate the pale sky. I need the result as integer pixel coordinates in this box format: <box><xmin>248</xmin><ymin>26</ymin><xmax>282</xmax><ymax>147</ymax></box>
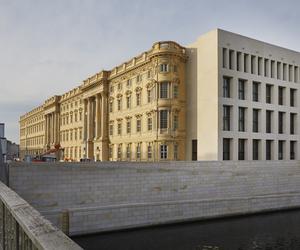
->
<box><xmin>1</xmin><ymin>0</ymin><xmax>300</xmax><ymax>143</ymax></box>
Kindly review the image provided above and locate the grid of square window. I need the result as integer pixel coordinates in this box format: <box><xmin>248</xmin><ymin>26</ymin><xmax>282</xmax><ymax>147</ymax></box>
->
<box><xmin>221</xmin><ymin>48</ymin><xmax>299</xmax><ymax>160</ymax></box>
<box><xmin>222</xmin><ymin>48</ymin><xmax>300</xmax><ymax>83</ymax></box>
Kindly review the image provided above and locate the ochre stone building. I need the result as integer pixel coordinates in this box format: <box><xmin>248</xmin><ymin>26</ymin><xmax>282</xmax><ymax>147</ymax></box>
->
<box><xmin>20</xmin><ymin>41</ymin><xmax>187</xmax><ymax>161</ymax></box>
<box><xmin>20</xmin><ymin>29</ymin><xmax>300</xmax><ymax>161</ymax></box>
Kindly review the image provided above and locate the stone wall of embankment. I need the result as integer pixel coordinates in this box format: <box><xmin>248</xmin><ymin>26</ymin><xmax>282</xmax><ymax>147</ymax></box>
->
<box><xmin>8</xmin><ymin>161</ymin><xmax>300</xmax><ymax>236</ymax></box>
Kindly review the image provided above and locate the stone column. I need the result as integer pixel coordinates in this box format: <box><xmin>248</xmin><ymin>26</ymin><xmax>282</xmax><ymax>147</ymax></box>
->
<box><xmin>53</xmin><ymin>113</ymin><xmax>57</xmax><ymax>145</ymax></box>
<box><xmin>45</xmin><ymin>115</ymin><xmax>48</xmax><ymax>146</ymax></box>
<box><xmin>49</xmin><ymin>114</ymin><xmax>52</xmax><ymax>144</ymax></box>
<box><xmin>100</xmin><ymin>93</ymin><xmax>108</xmax><ymax>139</ymax></box>
<box><xmin>95</xmin><ymin>94</ymin><xmax>100</xmax><ymax>139</ymax></box>
<box><xmin>52</xmin><ymin>113</ymin><xmax>55</xmax><ymax>144</ymax></box>
<box><xmin>46</xmin><ymin>114</ymin><xmax>49</xmax><ymax>145</ymax></box>
<box><xmin>57</xmin><ymin>112</ymin><xmax>60</xmax><ymax>144</ymax></box>
<box><xmin>99</xmin><ymin>95</ymin><xmax>102</xmax><ymax>137</ymax></box>
<box><xmin>83</xmin><ymin>99</ymin><xmax>88</xmax><ymax>141</ymax></box>
<box><xmin>47</xmin><ymin>114</ymin><xmax>50</xmax><ymax>145</ymax></box>
<box><xmin>92</xmin><ymin>98</ymin><xmax>96</xmax><ymax>139</ymax></box>
<box><xmin>87</xmin><ymin>98</ymin><xmax>92</xmax><ymax>140</ymax></box>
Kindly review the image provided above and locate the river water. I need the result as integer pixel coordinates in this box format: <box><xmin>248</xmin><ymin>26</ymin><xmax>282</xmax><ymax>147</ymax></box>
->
<box><xmin>72</xmin><ymin>209</ymin><xmax>300</xmax><ymax>250</ymax></box>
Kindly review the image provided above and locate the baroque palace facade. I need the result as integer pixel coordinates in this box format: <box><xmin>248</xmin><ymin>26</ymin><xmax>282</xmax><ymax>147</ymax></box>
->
<box><xmin>20</xmin><ymin>29</ymin><xmax>300</xmax><ymax>161</ymax></box>
<box><xmin>20</xmin><ymin>41</ymin><xmax>187</xmax><ymax>161</ymax></box>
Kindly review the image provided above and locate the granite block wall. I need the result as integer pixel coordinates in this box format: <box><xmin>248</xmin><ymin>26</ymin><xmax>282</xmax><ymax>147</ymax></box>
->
<box><xmin>8</xmin><ymin>161</ymin><xmax>300</xmax><ymax>236</ymax></box>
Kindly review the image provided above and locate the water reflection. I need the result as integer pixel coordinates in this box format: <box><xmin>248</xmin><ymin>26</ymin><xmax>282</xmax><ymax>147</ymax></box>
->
<box><xmin>72</xmin><ymin>209</ymin><xmax>300</xmax><ymax>250</ymax></box>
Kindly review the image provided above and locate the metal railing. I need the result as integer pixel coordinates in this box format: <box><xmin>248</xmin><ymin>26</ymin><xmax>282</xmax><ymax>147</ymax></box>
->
<box><xmin>0</xmin><ymin>181</ymin><xmax>82</xmax><ymax>250</ymax></box>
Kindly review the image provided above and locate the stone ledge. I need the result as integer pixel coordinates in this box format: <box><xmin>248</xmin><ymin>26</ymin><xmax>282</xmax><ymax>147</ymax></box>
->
<box><xmin>0</xmin><ymin>181</ymin><xmax>82</xmax><ymax>250</ymax></box>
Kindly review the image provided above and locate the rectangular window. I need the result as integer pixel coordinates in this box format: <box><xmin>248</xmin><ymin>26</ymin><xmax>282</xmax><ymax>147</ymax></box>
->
<box><xmin>278</xmin><ymin>87</ymin><xmax>284</xmax><ymax>105</ymax></box>
<box><xmin>136</xmin><ymin>93</ymin><xmax>141</xmax><ymax>106</ymax></box>
<box><xmin>192</xmin><ymin>140</ymin><xmax>197</xmax><ymax>161</ymax></box>
<box><xmin>136</xmin><ymin>74</ymin><xmax>142</xmax><ymax>83</ymax></box>
<box><xmin>229</xmin><ymin>50</ymin><xmax>234</xmax><ymax>70</ymax></box>
<box><xmin>283</xmin><ymin>63</ymin><xmax>287</xmax><ymax>80</ymax></box>
<box><xmin>136</xmin><ymin>144</ymin><xmax>141</xmax><ymax>160</ymax></box>
<box><xmin>74</xmin><ymin>129</ymin><xmax>77</xmax><ymax>140</ymax></box>
<box><xmin>126</xmin><ymin>144</ymin><xmax>131</xmax><ymax>159</ymax></box>
<box><xmin>238</xmin><ymin>79</ymin><xmax>246</xmax><ymax>100</ymax></box>
<box><xmin>117</xmin><ymin>145</ymin><xmax>122</xmax><ymax>159</ymax></box>
<box><xmin>148</xmin><ymin>145</ymin><xmax>152</xmax><ymax>160</ymax></box>
<box><xmin>127</xmin><ymin>96</ymin><xmax>131</xmax><ymax>109</ymax></box>
<box><xmin>295</xmin><ymin>66</ymin><xmax>299</xmax><ymax>82</ymax></box>
<box><xmin>160</xmin><ymin>144</ymin><xmax>168</xmax><ymax>159</ymax></box>
<box><xmin>238</xmin><ymin>107</ymin><xmax>246</xmax><ymax>132</ymax></box>
<box><xmin>109</xmin><ymin>124</ymin><xmax>113</xmax><ymax>136</ymax></box>
<box><xmin>222</xmin><ymin>48</ymin><xmax>227</xmax><ymax>68</ymax></box>
<box><xmin>289</xmin><ymin>65</ymin><xmax>293</xmax><ymax>82</ymax></box>
<box><xmin>223</xmin><ymin>106</ymin><xmax>231</xmax><ymax>131</ymax></box>
<box><xmin>117</xmin><ymin>83</ymin><xmax>122</xmax><ymax>90</ymax></box>
<box><xmin>223</xmin><ymin>138</ymin><xmax>231</xmax><ymax>160</ymax></box>
<box><xmin>253</xmin><ymin>139</ymin><xmax>259</xmax><ymax>160</ymax></box>
<box><xmin>174</xmin><ymin>144</ymin><xmax>178</xmax><ymax>160</ymax></box>
<box><xmin>236</xmin><ymin>52</ymin><xmax>241</xmax><ymax>71</ymax></box>
<box><xmin>148</xmin><ymin>117</ymin><xmax>152</xmax><ymax>131</ymax></box>
<box><xmin>147</xmin><ymin>90</ymin><xmax>152</xmax><ymax>103</ymax></box>
<box><xmin>290</xmin><ymin>113</ymin><xmax>296</xmax><ymax>135</ymax></box>
<box><xmin>258</xmin><ymin>57</ymin><xmax>262</xmax><ymax>75</ymax></box>
<box><xmin>160</xmin><ymin>82</ymin><xmax>169</xmax><ymax>98</ymax></box>
<box><xmin>160</xmin><ymin>64</ymin><xmax>169</xmax><ymax>72</ymax></box>
<box><xmin>109</xmin><ymin>102</ymin><xmax>113</xmax><ymax>112</ymax></box>
<box><xmin>173</xmin><ymin>85</ymin><xmax>179</xmax><ymax>98</ymax></box>
<box><xmin>290</xmin><ymin>141</ymin><xmax>296</xmax><ymax>160</ymax></box>
<box><xmin>278</xmin><ymin>140</ymin><xmax>284</xmax><ymax>160</ymax></box>
<box><xmin>117</xmin><ymin>99</ymin><xmax>121</xmax><ymax>111</ymax></box>
<box><xmin>266</xmin><ymin>84</ymin><xmax>272</xmax><ymax>104</ymax></box>
<box><xmin>223</xmin><ymin>77</ymin><xmax>231</xmax><ymax>98</ymax></box>
<box><xmin>251</xmin><ymin>55</ymin><xmax>255</xmax><ymax>74</ymax></box>
<box><xmin>278</xmin><ymin>112</ymin><xmax>284</xmax><ymax>134</ymax></box>
<box><xmin>266</xmin><ymin>110</ymin><xmax>272</xmax><ymax>133</ymax></box>
<box><xmin>264</xmin><ymin>59</ymin><xmax>268</xmax><ymax>77</ymax></box>
<box><xmin>160</xmin><ymin>110</ymin><xmax>168</xmax><ymax>129</ymax></box>
<box><xmin>252</xmin><ymin>82</ymin><xmax>259</xmax><ymax>102</ymax></box>
<box><xmin>277</xmin><ymin>62</ymin><xmax>281</xmax><ymax>79</ymax></box>
<box><xmin>238</xmin><ymin>139</ymin><xmax>246</xmax><ymax>160</ymax></box>
<box><xmin>136</xmin><ymin>119</ymin><xmax>141</xmax><ymax>132</ymax></box>
<box><xmin>173</xmin><ymin>114</ymin><xmax>178</xmax><ymax>130</ymax></box>
<box><xmin>127</xmin><ymin>121</ymin><xmax>131</xmax><ymax>134</ymax></box>
<box><xmin>271</xmin><ymin>60</ymin><xmax>275</xmax><ymax>78</ymax></box>
<box><xmin>290</xmin><ymin>89</ymin><xmax>296</xmax><ymax>107</ymax></box>
<box><xmin>244</xmin><ymin>54</ymin><xmax>249</xmax><ymax>73</ymax></box>
<box><xmin>109</xmin><ymin>145</ymin><xmax>113</xmax><ymax>159</ymax></box>
<box><xmin>266</xmin><ymin>140</ymin><xmax>272</xmax><ymax>160</ymax></box>
<box><xmin>253</xmin><ymin>109</ymin><xmax>259</xmax><ymax>133</ymax></box>
<box><xmin>117</xmin><ymin>123</ymin><xmax>122</xmax><ymax>135</ymax></box>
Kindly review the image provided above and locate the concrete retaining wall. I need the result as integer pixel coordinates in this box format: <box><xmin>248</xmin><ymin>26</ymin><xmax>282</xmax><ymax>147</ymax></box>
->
<box><xmin>8</xmin><ymin>161</ymin><xmax>300</xmax><ymax>236</ymax></box>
